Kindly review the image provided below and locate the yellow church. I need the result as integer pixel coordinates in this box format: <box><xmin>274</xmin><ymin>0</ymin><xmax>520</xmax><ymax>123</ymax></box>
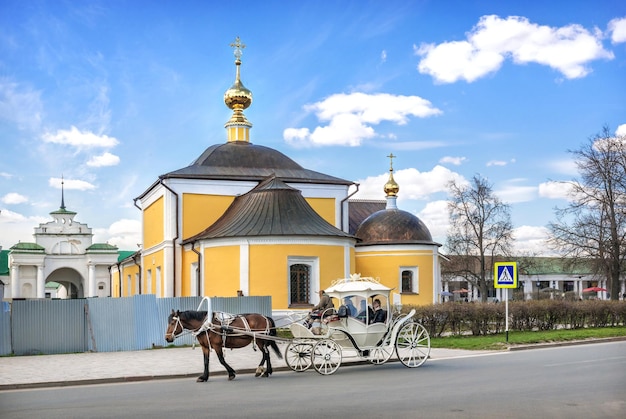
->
<box><xmin>110</xmin><ymin>38</ymin><xmax>442</xmax><ymax>311</ymax></box>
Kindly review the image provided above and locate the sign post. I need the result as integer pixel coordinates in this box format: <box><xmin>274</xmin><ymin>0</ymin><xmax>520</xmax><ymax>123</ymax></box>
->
<box><xmin>494</xmin><ymin>262</ymin><xmax>517</xmax><ymax>343</ymax></box>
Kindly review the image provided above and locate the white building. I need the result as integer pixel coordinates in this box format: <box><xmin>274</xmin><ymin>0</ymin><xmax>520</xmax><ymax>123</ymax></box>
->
<box><xmin>5</xmin><ymin>189</ymin><xmax>118</xmax><ymax>299</ymax></box>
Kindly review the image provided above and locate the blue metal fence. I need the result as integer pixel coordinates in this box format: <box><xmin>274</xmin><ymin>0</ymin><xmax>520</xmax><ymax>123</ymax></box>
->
<box><xmin>0</xmin><ymin>295</ymin><xmax>272</xmax><ymax>356</ymax></box>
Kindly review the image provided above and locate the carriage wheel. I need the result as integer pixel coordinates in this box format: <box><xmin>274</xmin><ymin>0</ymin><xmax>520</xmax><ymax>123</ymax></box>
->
<box><xmin>368</xmin><ymin>344</ymin><xmax>394</xmax><ymax>364</ymax></box>
<box><xmin>312</xmin><ymin>339</ymin><xmax>342</xmax><ymax>375</ymax></box>
<box><xmin>285</xmin><ymin>342</ymin><xmax>313</xmax><ymax>372</ymax></box>
<box><xmin>395</xmin><ymin>322</ymin><xmax>430</xmax><ymax>368</ymax></box>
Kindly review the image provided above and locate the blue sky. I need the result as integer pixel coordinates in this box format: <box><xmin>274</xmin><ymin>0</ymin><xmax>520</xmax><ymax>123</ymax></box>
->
<box><xmin>1</xmin><ymin>0</ymin><xmax>625</xmax><ymax>254</ymax></box>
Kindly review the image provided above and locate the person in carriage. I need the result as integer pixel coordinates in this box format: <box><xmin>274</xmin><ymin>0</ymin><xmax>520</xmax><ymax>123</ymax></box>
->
<box><xmin>304</xmin><ymin>290</ymin><xmax>335</xmax><ymax>328</ymax></box>
<box><xmin>371</xmin><ymin>298</ymin><xmax>387</xmax><ymax>323</ymax></box>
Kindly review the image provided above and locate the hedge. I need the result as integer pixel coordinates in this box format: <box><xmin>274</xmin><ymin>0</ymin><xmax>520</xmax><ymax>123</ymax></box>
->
<box><xmin>404</xmin><ymin>300</ymin><xmax>626</xmax><ymax>337</ymax></box>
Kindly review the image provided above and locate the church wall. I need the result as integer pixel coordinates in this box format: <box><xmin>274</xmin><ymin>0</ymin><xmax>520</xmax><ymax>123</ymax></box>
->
<box><xmin>305</xmin><ymin>197</ymin><xmax>336</xmax><ymax>226</ymax></box>
<box><xmin>143</xmin><ymin>196</ymin><xmax>164</xmax><ymax>249</ymax></box>
<box><xmin>180</xmin><ymin>248</ymin><xmax>196</xmax><ymax>297</ymax></box>
<box><xmin>355</xmin><ymin>247</ymin><xmax>437</xmax><ymax>305</ymax></box>
<box><xmin>111</xmin><ymin>269</ymin><xmax>121</xmax><ymax>297</ymax></box>
<box><xmin>181</xmin><ymin>193</ymin><xmax>235</xmax><ymax>239</ymax></box>
<box><xmin>143</xmin><ymin>249</ymin><xmax>165</xmax><ymax>296</ymax></box>
<box><xmin>248</xmin><ymin>243</ymin><xmax>348</xmax><ymax>309</ymax></box>
<box><xmin>202</xmin><ymin>245</ymin><xmax>240</xmax><ymax>297</ymax></box>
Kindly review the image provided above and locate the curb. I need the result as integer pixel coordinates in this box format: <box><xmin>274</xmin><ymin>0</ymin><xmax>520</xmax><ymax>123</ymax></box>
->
<box><xmin>507</xmin><ymin>336</ymin><xmax>626</xmax><ymax>351</ymax></box>
<box><xmin>0</xmin><ymin>361</ymin><xmax>374</xmax><ymax>391</ymax></box>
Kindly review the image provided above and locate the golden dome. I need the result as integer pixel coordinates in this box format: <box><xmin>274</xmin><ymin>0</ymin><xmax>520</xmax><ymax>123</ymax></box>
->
<box><xmin>224</xmin><ymin>37</ymin><xmax>252</xmax><ymax>111</ymax></box>
<box><xmin>383</xmin><ymin>153</ymin><xmax>399</xmax><ymax>197</ymax></box>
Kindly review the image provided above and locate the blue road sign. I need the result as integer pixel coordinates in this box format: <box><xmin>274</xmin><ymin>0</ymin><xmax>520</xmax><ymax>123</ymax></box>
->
<box><xmin>494</xmin><ymin>262</ymin><xmax>517</xmax><ymax>289</ymax></box>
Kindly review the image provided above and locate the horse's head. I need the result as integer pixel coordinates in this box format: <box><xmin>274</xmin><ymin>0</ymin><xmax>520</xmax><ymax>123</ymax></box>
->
<box><xmin>165</xmin><ymin>309</ymin><xmax>183</xmax><ymax>343</ymax></box>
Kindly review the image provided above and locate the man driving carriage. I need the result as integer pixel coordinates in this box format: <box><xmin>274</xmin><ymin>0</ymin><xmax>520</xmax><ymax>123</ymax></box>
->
<box><xmin>304</xmin><ymin>290</ymin><xmax>335</xmax><ymax>328</ymax></box>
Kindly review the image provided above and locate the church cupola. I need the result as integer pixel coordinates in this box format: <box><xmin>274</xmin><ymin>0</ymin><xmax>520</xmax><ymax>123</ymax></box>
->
<box><xmin>383</xmin><ymin>153</ymin><xmax>399</xmax><ymax>210</ymax></box>
<box><xmin>224</xmin><ymin>37</ymin><xmax>253</xmax><ymax>143</ymax></box>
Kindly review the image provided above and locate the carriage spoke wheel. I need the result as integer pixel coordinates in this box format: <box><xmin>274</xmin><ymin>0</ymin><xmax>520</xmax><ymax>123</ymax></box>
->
<box><xmin>368</xmin><ymin>344</ymin><xmax>394</xmax><ymax>365</ymax></box>
<box><xmin>312</xmin><ymin>339</ymin><xmax>342</xmax><ymax>375</ymax></box>
<box><xmin>285</xmin><ymin>342</ymin><xmax>313</xmax><ymax>372</ymax></box>
<box><xmin>395</xmin><ymin>322</ymin><xmax>430</xmax><ymax>368</ymax></box>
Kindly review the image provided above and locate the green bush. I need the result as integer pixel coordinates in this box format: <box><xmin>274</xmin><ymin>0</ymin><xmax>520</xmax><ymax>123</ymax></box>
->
<box><xmin>403</xmin><ymin>300</ymin><xmax>626</xmax><ymax>336</ymax></box>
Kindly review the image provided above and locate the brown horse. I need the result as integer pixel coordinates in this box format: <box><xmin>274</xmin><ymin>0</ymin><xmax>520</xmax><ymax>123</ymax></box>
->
<box><xmin>165</xmin><ymin>310</ymin><xmax>282</xmax><ymax>382</ymax></box>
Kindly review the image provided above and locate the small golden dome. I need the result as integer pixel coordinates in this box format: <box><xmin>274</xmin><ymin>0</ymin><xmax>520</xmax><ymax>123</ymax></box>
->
<box><xmin>383</xmin><ymin>153</ymin><xmax>399</xmax><ymax>197</ymax></box>
<box><xmin>384</xmin><ymin>171</ymin><xmax>399</xmax><ymax>197</ymax></box>
<box><xmin>224</xmin><ymin>37</ymin><xmax>252</xmax><ymax>111</ymax></box>
<box><xmin>224</xmin><ymin>78</ymin><xmax>252</xmax><ymax>110</ymax></box>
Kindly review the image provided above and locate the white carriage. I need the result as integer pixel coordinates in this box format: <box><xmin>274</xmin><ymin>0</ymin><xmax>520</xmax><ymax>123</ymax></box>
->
<box><xmin>285</xmin><ymin>274</ymin><xmax>431</xmax><ymax>375</ymax></box>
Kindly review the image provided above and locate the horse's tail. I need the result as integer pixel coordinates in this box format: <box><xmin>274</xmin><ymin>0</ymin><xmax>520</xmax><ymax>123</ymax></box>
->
<box><xmin>268</xmin><ymin>317</ymin><xmax>283</xmax><ymax>359</ymax></box>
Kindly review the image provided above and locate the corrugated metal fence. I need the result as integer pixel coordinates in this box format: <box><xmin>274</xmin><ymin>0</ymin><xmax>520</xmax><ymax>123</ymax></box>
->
<box><xmin>0</xmin><ymin>295</ymin><xmax>271</xmax><ymax>356</ymax></box>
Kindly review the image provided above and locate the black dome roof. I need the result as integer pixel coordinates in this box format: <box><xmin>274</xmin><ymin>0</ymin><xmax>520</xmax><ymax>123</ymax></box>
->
<box><xmin>355</xmin><ymin>208</ymin><xmax>436</xmax><ymax>246</ymax></box>
<box><xmin>162</xmin><ymin>141</ymin><xmax>351</xmax><ymax>185</ymax></box>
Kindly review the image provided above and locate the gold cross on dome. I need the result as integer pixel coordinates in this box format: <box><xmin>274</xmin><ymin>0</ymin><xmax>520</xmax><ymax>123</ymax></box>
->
<box><xmin>230</xmin><ymin>36</ymin><xmax>246</xmax><ymax>60</ymax></box>
<box><xmin>387</xmin><ymin>153</ymin><xmax>396</xmax><ymax>171</ymax></box>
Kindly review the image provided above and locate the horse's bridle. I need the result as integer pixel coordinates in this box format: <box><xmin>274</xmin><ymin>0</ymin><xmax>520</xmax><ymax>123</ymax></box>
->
<box><xmin>165</xmin><ymin>315</ymin><xmax>184</xmax><ymax>340</ymax></box>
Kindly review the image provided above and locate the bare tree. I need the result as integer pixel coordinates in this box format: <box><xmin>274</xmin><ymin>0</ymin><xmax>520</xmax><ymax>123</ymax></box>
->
<box><xmin>445</xmin><ymin>174</ymin><xmax>514</xmax><ymax>302</ymax></box>
<box><xmin>548</xmin><ymin>126</ymin><xmax>626</xmax><ymax>301</ymax></box>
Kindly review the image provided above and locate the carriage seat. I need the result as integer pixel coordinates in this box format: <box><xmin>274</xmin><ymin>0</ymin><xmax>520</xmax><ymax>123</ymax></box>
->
<box><xmin>337</xmin><ymin>305</ymin><xmax>350</xmax><ymax>318</ymax></box>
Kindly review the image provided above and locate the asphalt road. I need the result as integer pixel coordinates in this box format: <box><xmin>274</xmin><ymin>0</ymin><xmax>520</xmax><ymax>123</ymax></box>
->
<box><xmin>1</xmin><ymin>341</ymin><xmax>625</xmax><ymax>419</ymax></box>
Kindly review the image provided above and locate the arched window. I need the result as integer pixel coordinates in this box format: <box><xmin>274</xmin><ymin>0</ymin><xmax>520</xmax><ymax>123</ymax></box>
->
<box><xmin>290</xmin><ymin>264</ymin><xmax>310</xmax><ymax>305</ymax></box>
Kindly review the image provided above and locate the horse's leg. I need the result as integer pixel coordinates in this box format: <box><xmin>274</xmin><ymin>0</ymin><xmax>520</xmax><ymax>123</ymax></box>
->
<box><xmin>257</xmin><ymin>343</ymin><xmax>271</xmax><ymax>378</ymax></box>
<box><xmin>214</xmin><ymin>346</ymin><xmax>237</xmax><ymax>380</ymax></box>
<box><xmin>197</xmin><ymin>345</ymin><xmax>210</xmax><ymax>383</ymax></box>
<box><xmin>255</xmin><ymin>344</ymin><xmax>267</xmax><ymax>377</ymax></box>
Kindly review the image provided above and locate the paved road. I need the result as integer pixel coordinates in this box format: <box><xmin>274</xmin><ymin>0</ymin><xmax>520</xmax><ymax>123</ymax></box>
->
<box><xmin>1</xmin><ymin>341</ymin><xmax>625</xmax><ymax>419</ymax></box>
<box><xmin>1</xmin><ymin>337</ymin><xmax>624</xmax><ymax>390</ymax></box>
<box><xmin>0</xmin><ymin>342</ymin><xmax>492</xmax><ymax>390</ymax></box>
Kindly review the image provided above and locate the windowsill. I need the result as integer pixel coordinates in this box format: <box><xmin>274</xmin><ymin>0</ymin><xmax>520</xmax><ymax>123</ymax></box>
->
<box><xmin>401</xmin><ymin>292</ymin><xmax>418</xmax><ymax>295</ymax></box>
<box><xmin>289</xmin><ymin>304</ymin><xmax>314</xmax><ymax>309</ymax></box>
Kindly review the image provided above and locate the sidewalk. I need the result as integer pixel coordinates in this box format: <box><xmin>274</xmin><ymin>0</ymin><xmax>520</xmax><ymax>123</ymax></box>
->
<box><xmin>0</xmin><ymin>344</ymin><xmax>493</xmax><ymax>390</ymax></box>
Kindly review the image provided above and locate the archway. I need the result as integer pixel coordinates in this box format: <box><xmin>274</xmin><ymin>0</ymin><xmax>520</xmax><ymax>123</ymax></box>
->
<box><xmin>46</xmin><ymin>267</ymin><xmax>85</xmax><ymax>299</ymax></box>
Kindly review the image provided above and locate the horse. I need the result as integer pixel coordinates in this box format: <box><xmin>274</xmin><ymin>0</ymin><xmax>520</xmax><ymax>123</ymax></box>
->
<box><xmin>165</xmin><ymin>309</ymin><xmax>282</xmax><ymax>382</ymax></box>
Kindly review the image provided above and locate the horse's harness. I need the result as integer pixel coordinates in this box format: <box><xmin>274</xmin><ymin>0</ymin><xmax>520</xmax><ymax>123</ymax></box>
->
<box><xmin>169</xmin><ymin>312</ymin><xmax>271</xmax><ymax>351</ymax></box>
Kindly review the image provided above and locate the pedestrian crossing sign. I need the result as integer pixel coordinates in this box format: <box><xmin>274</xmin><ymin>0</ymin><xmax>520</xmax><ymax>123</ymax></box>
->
<box><xmin>494</xmin><ymin>262</ymin><xmax>517</xmax><ymax>288</ymax></box>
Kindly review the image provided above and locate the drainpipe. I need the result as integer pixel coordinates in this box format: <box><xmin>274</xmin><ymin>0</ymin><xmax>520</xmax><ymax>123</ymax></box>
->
<box><xmin>191</xmin><ymin>241</ymin><xmax>202</xmax><ymax>296</ymax></box>
<box><xmin>158</xmin><ymin>177</ymin><xmax>179</xmax><ymax>297</ymax></box>
<box><xmin>340</xmin><ymin>182</ymin><xmax>360</xmax><ymax>232</ymax></box>
<box><xmin>132</xmin><ymin>252</ymin><xmax>142</xmax><ymax>294</ymax></box>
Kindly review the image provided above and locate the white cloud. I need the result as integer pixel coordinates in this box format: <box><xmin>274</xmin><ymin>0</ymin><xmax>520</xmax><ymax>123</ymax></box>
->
<box><xmin>87</xmin><ymin>152</ymin><xmax>120</xmax><ymax>167</ymax></box>
<box><xmin>496</xmin><ymin>183</ymin><xmax>537</xmax><ymax>203</ymax></box>
<box><xmin>417</xmin><ymin>200</ymin><xmax>449</xmax><ymax>244</ymax></box>
<box><xmin>49</xmin><ymin>177</ymin><xmax>96</xmax><ymax>191</ymax></box>
<box><xmin>538</xmin><ymin>180</ymin><xmax>574</xmax><ymax>200</ymax></box>
<box><xmin>0</xmin><ymin>172</ymin><xmax>13</xmax><ymax>179</ymax></box>
<box><xmin>0</xmin><ymin>209</ymin><xmax>48</xmax><ymax>248</ymax></box>
<box><xmin>608</xmin><ymin>17</ymin><xmax>626</xmax><ymax>43</ymax></box>
<box><xmin>380</xmin><ymin>50</ymin><xmax>387</xmax><ymax>63</ymax></box>
<box><xmin>616</xmin><ymin>124</ymin><xmax>626</xmax><ymax>137</ymax></box>
<box><xmin>353</xmin><ymin>165</ymin><xmax>465</xmax><ymax>201</ymax></box>
<box><xmin>439</xmin><ymin>156</ymin><xmax>466</xmax><ymax>166</ymax></box>
<box><xmin>92</xmin><ymin>218</ymin><xmax>141</xmax><ymax>250</ymax></box>
<box><xmin>512</xmin><ymin>225</ymin><xmax>553</xmax><ymax>255</ymax></box>
<box><xmin>284</xmin><ymin>92</ymin><xmax>441</xmax><ymax>147</ymax></box>
<box><xmin>487</xmin><ymin>160</ymin><xmax>507</xmax><ymax>167</ymax></box>
<box><xmin>416</xmin><ymin>15</ymin><xmax>614</xmax><ymax>83</ymax></box>
<box><xmin>42</xmin><ymin>126</ymin><xmax>119</xmax><ymax>148</ymax></box>
<box><xmin>1</xmin><ymin>192</ymin><xmax>28</xmax><ymax>205</ymax></box>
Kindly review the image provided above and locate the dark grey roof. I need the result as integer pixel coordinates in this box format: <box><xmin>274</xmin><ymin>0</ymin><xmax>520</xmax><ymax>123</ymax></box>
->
<box><xmin>348</xmin><ymin>200</ymin><xmax>386</xmax><ymax>235</ymax></box>
<box><xmin>355</xmin><ymin>209</ymin><xmax>438</xmax><ymax>247</ymax></box>
<box><xmin>184</xmin><ymin>176</ymin><xmax>355</xmax><ymax>243</ymax></box>
<box><xmin>164</xmin><ymin>142</ymin><xmax>352</xmax><ymax>185</ymax></box>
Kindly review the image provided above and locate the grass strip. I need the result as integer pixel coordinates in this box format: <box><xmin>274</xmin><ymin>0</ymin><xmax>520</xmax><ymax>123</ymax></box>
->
<box><xmin>429</xmin><ymin>326</ymin><xmax>626</xmax><ymax>351</ymax></box>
